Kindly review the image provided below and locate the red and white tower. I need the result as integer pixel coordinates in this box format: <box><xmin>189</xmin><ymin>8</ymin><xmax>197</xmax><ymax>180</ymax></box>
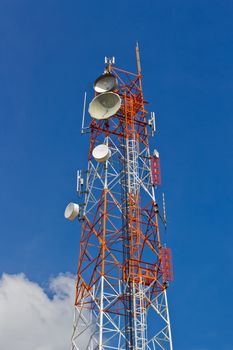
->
<box><xmin>65</xmin><ymin>45</ymin><xmax>174</xmax><ymax>350</ymax></box>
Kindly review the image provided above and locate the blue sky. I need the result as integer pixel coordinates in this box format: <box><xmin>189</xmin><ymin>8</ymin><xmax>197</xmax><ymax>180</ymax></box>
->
<box><xmin>0</xmin><ymin>0</ymin><xmax>233</xmax><ymax>349</ymax></box>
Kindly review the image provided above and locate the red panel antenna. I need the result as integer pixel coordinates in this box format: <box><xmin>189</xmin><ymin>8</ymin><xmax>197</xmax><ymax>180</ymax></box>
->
<box><xmin>151</xmin><ymin>155</ymin><xmax>161</xmax><ymax>185</ymax></box>
<box><xmin>161</xmin><ymin>247</ymin><xmax>174</xmax><ymax>282</ymax></box>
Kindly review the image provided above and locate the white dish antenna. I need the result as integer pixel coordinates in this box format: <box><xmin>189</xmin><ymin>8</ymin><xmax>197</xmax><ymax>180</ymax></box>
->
<box><xmin>88</xmin><ymin>92</ymin><xmax>121</xmax><ymax>120</ymax></box>
<box><xmin>92</xmin><ymin>144</ymin><xmax>111</xmax><ymax>163</ymax></box>
<box><xmin>64</xmin><ymin>202</ymin><xmax>80</xmax><ymax>221</ymax></box>
<box><xmin>94</xmin><ymin>73</ymin><xmax>118</xmax><ymax>93</ymax></box>
<box><xmin>153</xmin><ymin>149</ymin><xmax>160</xmax><ymax>158</ymax></box>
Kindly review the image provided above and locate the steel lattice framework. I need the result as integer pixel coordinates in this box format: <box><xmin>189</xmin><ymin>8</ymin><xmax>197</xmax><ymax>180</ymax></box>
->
<box><xmin>70</xmin><ymin>47</ymin><xmax>173</xmax><ymax>350</ymax></box>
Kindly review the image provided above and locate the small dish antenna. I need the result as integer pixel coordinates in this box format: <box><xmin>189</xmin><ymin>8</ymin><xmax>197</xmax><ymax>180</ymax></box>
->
<box><xmin>64</xmin><ymin>202</ymin><xmax>80</xmax><ymax>221</ymax></box>
<box><xmin>92</xmin><ymin>144</ymin><xmax>111</xmax><ymax>163</ymax></box>
<box><xmin>94</xmin><ymin>73</ymin><xmax>118</xmax><ymax>93</ymax></box>
<box><xmin>153</xmin><ymin>149</ymin><xmax>160</xmax><ymax>158</ymax></box>
<box><xmin>88</xmin><ymin>92</ymin><xmax>121</xmax><ymax>120</ymax></box>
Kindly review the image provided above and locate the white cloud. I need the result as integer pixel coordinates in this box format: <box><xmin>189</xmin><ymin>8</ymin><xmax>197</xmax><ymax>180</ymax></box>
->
<box><xmin>0</xmin><ymin>273</ymin><xmax>76</xmax><ymax>350</ymax></box>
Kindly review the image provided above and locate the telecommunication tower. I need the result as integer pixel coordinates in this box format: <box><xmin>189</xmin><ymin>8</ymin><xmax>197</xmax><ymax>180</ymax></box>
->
<box><xmin>65</xmin><ymin>45</ymin><xmax>174</xmax><ymax>350</ymax></box>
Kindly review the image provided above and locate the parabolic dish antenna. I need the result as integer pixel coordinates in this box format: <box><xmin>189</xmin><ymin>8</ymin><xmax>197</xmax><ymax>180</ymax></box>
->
<box><xmin>153</xmin><ymin>149</ymin><xmax>160</xmax><ymax>158</ymax></box>
<box><xmin>92</xmin><ymin>144</ymin><xmax>111</xmax><ymax>163</ymax></box>
<box><xmin>64</xmin><ymin>202</ymin><xmax>79</xmax><ymax>221</ymax></box>
<box><xmin>88</xmin><ymin>92</ymin><xmax>121</xmax><ymax>120</ymax></box>
<box><xmin>94</xmin><ymin>73</ymin><xmax>118</xmax><ymax>93</ymax></box>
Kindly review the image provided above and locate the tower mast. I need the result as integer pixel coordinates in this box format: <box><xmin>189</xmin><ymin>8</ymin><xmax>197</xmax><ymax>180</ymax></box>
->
<box><xmin>65</xmin><ymin>46</ymin><xmax>174</xmax><ymax>350</ymax></box>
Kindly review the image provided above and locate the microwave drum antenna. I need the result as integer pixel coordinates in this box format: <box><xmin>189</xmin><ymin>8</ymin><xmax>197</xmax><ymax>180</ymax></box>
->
<box><xmin>64</xmin><ymin>202</ymin><xmax>79</xmax><ymax>221</ymax></box>
<box><xmin>92</xmin><ymin>144</ymin><xmax>111</xmax><ymax>163</ymax></box>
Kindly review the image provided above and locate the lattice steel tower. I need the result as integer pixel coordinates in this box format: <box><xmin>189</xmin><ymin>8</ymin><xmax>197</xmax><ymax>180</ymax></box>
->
<box><xmin>64</xmin><ymin>45</ymin><xmax>174</xmax><ymax>350</ymax></box>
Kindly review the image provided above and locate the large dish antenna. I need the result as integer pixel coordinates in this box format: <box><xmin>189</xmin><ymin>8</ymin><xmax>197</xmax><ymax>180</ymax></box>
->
<box><xmin>88</xmin><ymin>92</ymin><xmax>121</xmax><ymax>120</ymax></box>
<box><xmin>94</xmin><ymin>73</ymin><xmax>118</xmax><ymax>93</ymax></box>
